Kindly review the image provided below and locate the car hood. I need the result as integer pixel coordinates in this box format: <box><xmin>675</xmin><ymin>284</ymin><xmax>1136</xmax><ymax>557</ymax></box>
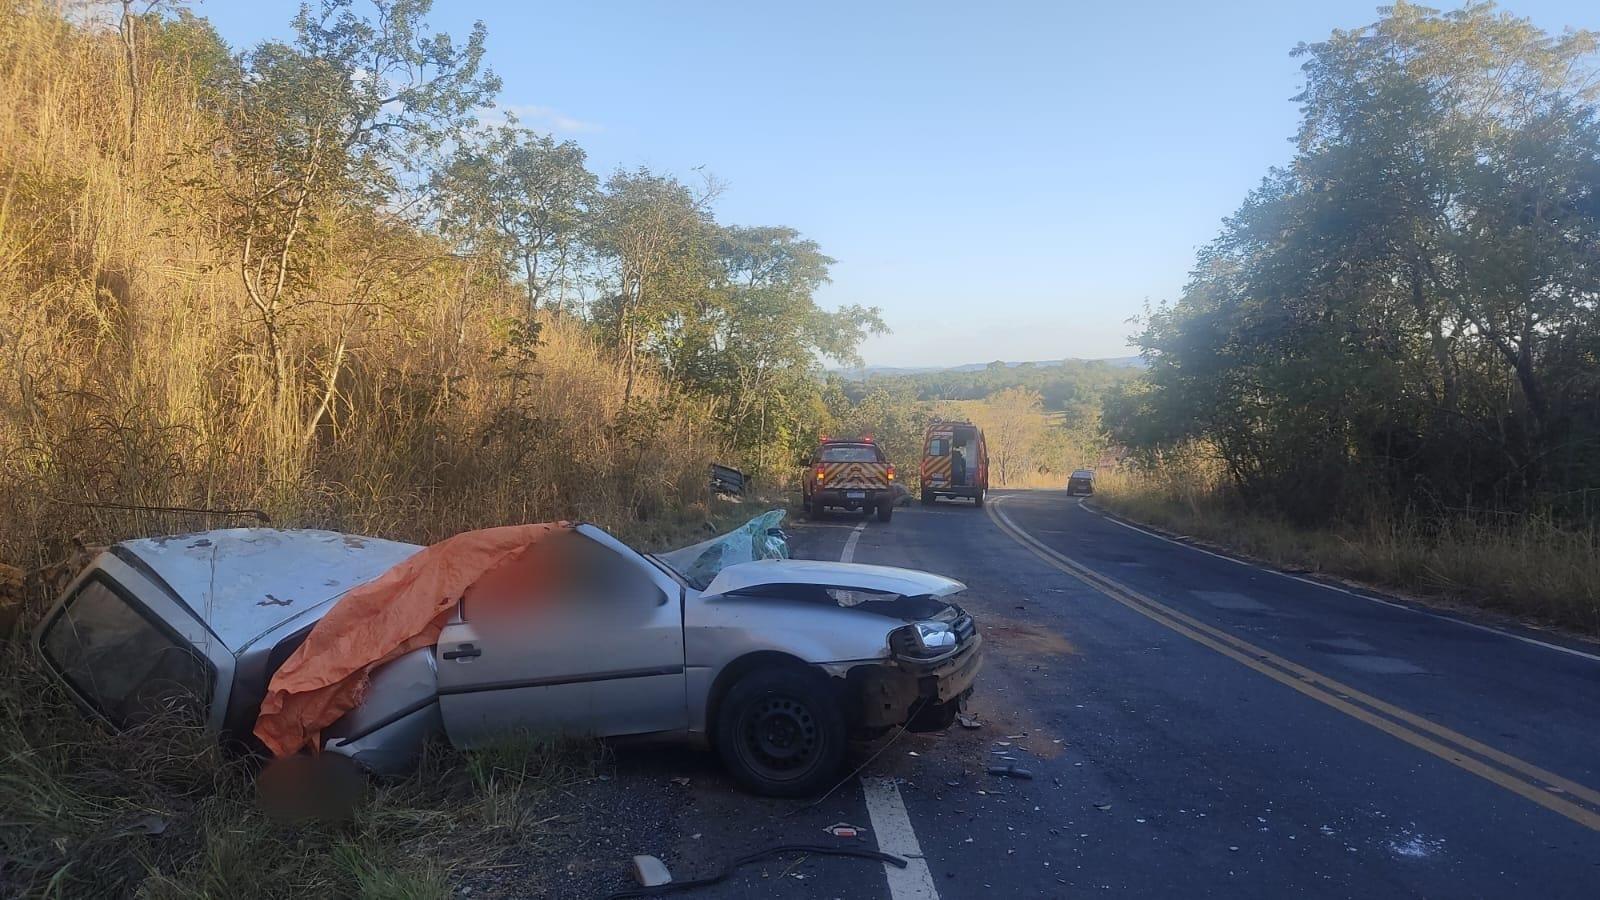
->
<box><xmin>702</xmin><ymin>558</ymin><xmax>964</xmax><ymax>598</ymax></box>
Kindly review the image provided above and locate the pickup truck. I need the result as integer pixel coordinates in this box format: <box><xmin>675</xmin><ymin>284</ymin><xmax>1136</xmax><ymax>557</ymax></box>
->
<box><xmin>802</xmin><ymin>438</ymin><xmax>897</xmax><ymax>522</ymax></box>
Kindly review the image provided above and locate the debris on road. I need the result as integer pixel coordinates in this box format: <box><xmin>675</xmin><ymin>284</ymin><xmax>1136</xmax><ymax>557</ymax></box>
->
<box><xmin>632</xmin><ymin>855</ymin><xmax>673</xmax><ymax>887</ymax></box>
<box><xmin>987</xmin><ymin>765</ymin><xmax>1034</xmax><ymax>780</ymax></box>
<box><xmin>957</xmin><ymin>713</ymin><xmax>983</xmax><ymax>729</ymax></box>
<box><xmin>670</xmin><ymin>777</ymin><xmax>691</xmax><ymax>787</ymax></box>
<box><xmin>607</xmin><ymin>845</ymin><xmax>907</xmax><ymax>899</ymax></box>
<box><xmin>825</xmin><ymin>823</ymin><xmax>866</xmax><ymax>838</ymax></box>
<box><xmin>1093</xmin><ymin>801</ymin><xmax>1113</xmax><ymax>811</ymax></box>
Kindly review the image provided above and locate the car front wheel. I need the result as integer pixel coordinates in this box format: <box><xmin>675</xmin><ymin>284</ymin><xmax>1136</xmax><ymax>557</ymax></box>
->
<box><xmin>716</xmin><ymin>666</ymin><xmax>846</xmax><ymax>797</ymax></box>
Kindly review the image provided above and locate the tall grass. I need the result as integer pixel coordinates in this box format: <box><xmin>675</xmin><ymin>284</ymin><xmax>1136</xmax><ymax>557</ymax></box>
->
<box><xmin>1097</xmin><ymin>455</ymin><xmax>1600</xmax><ymax>633</ymax></box>
<box><xmin>0</xmin><ymin>5</ymin><xmax>742</xmax><ymax>896</ymax></box>
<box><xmin>0</xmin><ymin>635</ymin><xmax>604</xmax><ymax>898</ymax></box>
<box><xmin>0</xmin><ymin>3</ymin><xmax>721</xmax><ymax>599</ymax></box>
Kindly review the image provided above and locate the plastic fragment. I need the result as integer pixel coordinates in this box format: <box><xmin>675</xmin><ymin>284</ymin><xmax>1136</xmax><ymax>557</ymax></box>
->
<box><xmin>987</xmin><ymin>765</ymin><xmax>1033</xmax><ymax>780</ymax></box>
<box><xmin>632</xmin><ymin>855</ymin><xmax>672</xmax><ymax>887</ymax></box>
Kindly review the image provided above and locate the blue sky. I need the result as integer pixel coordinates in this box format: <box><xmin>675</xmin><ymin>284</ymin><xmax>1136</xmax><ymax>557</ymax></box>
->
<box><xmin>199</xmin><ymin>1</ymin><xmax>1598</xmax><ymax>367</ymax></box>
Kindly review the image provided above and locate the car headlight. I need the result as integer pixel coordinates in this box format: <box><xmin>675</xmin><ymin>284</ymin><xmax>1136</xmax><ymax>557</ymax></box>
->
<box><xmin>891</xmin><ymin>621</ymin><xmax>958</xmax><ymax>658</ymax></box>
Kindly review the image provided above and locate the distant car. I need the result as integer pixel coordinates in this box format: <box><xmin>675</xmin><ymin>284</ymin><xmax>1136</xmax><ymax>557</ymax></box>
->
<box><xmin>34</xmin><ymin>522</ymin><xmax>983</xmax><ymax>797</ymax></box>
<box><xmin>1066</xmin><ymin>469</ymin><xmax>1095</xmax><ymax>496</ymax></box>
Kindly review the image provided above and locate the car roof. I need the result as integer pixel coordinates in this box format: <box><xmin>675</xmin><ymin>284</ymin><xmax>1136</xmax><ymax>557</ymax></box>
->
<box><xmin>1072</xmin><ymin>469</ymin><xmax>1095</xmax><ymax>477</ymax></box>
<box><xmin>116</xmin><ymin>528</ymin><xmax>421</xmax><ymax>652</ymax></box>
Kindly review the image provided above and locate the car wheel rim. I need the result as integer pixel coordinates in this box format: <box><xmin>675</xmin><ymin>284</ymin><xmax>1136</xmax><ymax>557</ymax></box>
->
<box><xmin>739</xmin><ymin>695</ymin><xmax>820</xmax><ymax>777</ymax></box>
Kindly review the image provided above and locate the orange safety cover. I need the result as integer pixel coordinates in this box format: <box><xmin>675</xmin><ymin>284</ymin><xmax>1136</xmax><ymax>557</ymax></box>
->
<box><xmin>253</xmin><ymin>522</ymin><xmax>573</xmax><ymax>758</ymax></box>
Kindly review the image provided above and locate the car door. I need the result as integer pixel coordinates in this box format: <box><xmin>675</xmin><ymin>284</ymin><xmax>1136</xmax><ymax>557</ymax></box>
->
<box><xmin>433</xmin><ymin>526</ymin><xmax>687</xmax><ymax>747</ymax></box>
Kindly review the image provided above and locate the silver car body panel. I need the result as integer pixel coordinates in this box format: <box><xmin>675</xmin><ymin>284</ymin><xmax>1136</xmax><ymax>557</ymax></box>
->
<box><xmin>431</xmin><ymin>525</ymin><xmax>691</xmax><ymax>747</ymax></box>
<box><xmin>322</xmin><ymin>647</ymin><xmax>441</xmax><ymax>774</ymax></box>
<box><xmin>702</xmin><ymin>559</ymin><xmax>964</xmax><ymax>599</ymax></box>
<box><xmin>681</xmin><ymin>588</ymin><xmax>915</xmax><ymax>735</ymax></box>
<box><xmin>115</xmin><ymin>528</ymin><xmax>421</xmax><ymax>652</ymax></box>
<box><xmin>37</xmin><ymin>523</ymin><xmax>977</xmax><ymax>768</ymax></box>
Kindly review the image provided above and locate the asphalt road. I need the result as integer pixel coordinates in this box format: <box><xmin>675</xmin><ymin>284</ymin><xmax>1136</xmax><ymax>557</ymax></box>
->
<box><xmin>562</xmin><ymin>489</ymin><xmax>1600</xmax><ymax>899</ymax></box>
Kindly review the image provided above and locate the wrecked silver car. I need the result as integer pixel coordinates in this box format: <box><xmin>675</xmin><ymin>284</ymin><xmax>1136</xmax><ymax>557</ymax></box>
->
<box><xmin>34</xmin><ymin>516</ymin><xmax>983</xmax><ymax>796</ymax></box>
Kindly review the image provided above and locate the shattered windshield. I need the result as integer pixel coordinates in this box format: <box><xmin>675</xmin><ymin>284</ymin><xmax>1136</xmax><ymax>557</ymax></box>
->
<box><xmin>652</xmin><ymin>509</ymin><xmax>790</xmax><ymax>590</ymax></box>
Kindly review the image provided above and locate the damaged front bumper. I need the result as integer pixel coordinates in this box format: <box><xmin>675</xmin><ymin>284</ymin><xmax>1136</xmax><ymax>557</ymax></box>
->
<box><xmin>830</xmin><ymin>634</ymin><xmax>986</xmax><ymax>734</ymax></box>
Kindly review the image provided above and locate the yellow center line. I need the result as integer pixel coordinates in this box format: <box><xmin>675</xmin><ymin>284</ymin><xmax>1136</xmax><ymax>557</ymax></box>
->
<box><xmin>985</xmin><ymin>494</ymin><xmax>1600</xmax><ymax>832</ymax></box>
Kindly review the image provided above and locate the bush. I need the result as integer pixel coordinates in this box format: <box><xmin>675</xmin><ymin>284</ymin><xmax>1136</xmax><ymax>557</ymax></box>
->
<box><xmin>1098</xmin><ymin>461</ymin><xmax>1600</xmax><ymax>633</ymax></box>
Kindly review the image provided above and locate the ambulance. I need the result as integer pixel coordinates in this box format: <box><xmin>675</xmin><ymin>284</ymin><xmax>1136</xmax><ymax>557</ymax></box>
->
<box><xmin>920</xmin><ymin>420</ymin><xmax>988</xmax><ymax>506</ymax></box>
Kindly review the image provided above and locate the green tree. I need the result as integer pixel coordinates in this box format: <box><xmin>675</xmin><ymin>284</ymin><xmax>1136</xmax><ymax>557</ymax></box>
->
<box><xmin>589</xmin><ymin>168</ymin><xmax>719</xmax><ymax>402</ymax></box>
<box><xmin>1112</xmin><ymin>1</ymin><xmax>1600</xmax><ymax>521</ymax></box>
<box><xmin>196</xmin><ymin>0</ymin><xmax>497</xmax><ymax>468</ymax></box>
<box><xmin>971</xmin><ymin>387</ymin><xmax>1046</xmax><ymax>486</ymax></box>
<box><xmin>695</xmin><ymin>226</ymin><xmax>885</xmax><ymax>476</ymax></box>
<box><xmin>433</xmin><ymin>124</ymin><xmax>596</xmax><ymax>312</ymax></box>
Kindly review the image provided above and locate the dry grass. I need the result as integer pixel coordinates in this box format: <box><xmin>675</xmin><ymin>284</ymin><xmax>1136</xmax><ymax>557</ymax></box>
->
<box><xmin>1096</xmin><ymin>458</ymin><xmax>1600</xmax><ymax>633</ymax></box>
<box><xmin>0</xmin><ymin>632</ymin><xmax>607</xmax><ymax>898</ymax></box>
<box><xmin>0</xmin><ymin>5</ymin><xmax>750</xmax><ymax>896</ymax></box>
<box><xmin>0</xmin><ymin>3</ymin><xmax>721</xmax><ymax>602</ymax></box>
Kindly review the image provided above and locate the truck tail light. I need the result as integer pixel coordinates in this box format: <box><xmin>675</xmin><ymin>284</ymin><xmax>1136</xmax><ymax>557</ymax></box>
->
<box><xmin>815</xmin><ymin>466</ymin><xmax>826</xmax><ymax>482</ymax></box>
<box><xmin>887</xmin><ymin>465</ymin><xmax>896</xmax><ymax>481</ymax></box>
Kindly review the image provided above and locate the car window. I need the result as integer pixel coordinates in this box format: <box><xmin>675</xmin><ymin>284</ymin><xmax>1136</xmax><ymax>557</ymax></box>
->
<box><xmin>926</xmin><ymin>437</ymin><xmax>949</xmax><ymax>457</ymax></box>
<box><xmin>40</xmin><ymin>576</ymin><xmax>211</xmax><ymax>726</ymax></box>
<box><xmin>460</xmin><ymin>530</ymin><xmax>666</xmax><ymax>621</ymax></box>
<box><xmin>819</xmin><ymin>444</ymin><xmax>879</xmax><ymax>463</ymax></box>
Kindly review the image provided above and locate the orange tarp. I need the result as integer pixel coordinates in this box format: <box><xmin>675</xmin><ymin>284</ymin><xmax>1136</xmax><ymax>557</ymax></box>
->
<box><xmin>253</xmin><ymin>522</ymin><xmax>572</xmax><ymax>758</ymax></box>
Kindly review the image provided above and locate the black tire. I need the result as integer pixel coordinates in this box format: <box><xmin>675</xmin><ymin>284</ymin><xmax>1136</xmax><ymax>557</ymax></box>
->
<box><xmin>877</xmin><ymin>500</ymin><xmax>893</xmax><ymax>522</ymax></box>
<box><xmin>974</xmin><ymin>490</ymin><xmax>985</xmax><ymax>507</ymax></box>
<box><xmin>715</xmin><ymin>666</ymin><xmax>846</xmax><ymax>797</ymax></box>
<box><xmin>802</xmin><ymin>494</ymin><xmax>814</xmax><ymax>516</ymax></box>
<box><xmin>920</xmin><ymin>489</ymin><xmax>934</xmax><ymax>506</ymax></box>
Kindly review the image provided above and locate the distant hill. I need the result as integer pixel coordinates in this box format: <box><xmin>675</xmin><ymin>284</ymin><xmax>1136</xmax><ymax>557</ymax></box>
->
<box><xmin>835</xmin><ymin>356</ymin><xmax>1145</xmax><ymax>380</ymax></box>
<box><xmin>832</xmin><ymin>355</ymin><xmax>1144</xmax><ymax>412</ymax></box>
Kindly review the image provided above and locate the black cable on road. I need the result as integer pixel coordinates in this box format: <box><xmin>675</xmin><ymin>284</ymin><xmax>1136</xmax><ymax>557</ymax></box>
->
<box><xmin>604</xmin><ymin>843</ymin><xmax>907</xmax><ymax>898</ymax></box>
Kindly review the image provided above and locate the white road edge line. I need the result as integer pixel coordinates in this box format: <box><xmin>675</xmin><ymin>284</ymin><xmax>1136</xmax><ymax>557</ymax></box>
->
<box><xmin>862</xmin><ymin>777</ymin><xmax>941</xmax><ymax>900</ymax></box>
<box><xmin>1075</xmin><ymin>498</ymin><xmax>1600</xmax><ymax>665</ymax></box>
<box><xmin>838</xmin><ymin>520</ymin><xmax>942</xmax><ymax>900</ymax></box>
<box><xmin>841</xmin><ymin>521</ymin><xmax>866</xmax><ymax>563</ymax></box>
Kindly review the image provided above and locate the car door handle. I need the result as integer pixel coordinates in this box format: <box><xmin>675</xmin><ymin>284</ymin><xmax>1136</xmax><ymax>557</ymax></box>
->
<box><xmin>442</xmin><ymin>643</ymin><xmax>481</xmax><ymax>660</ymax></box>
